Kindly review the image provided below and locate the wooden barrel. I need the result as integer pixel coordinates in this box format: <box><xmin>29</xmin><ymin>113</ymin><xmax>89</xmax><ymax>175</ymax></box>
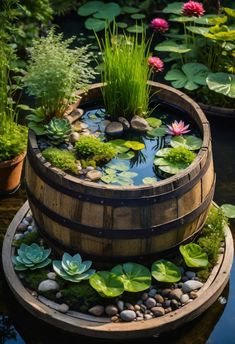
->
<box><xmin>25</xmin><ymin>82</ymin><xmax>215</xmax><ymax>265</ymax></box>
<box><xmin>199</xmin><ymin>102</ymin><xmax>235</xmax><ymax>119</ymax></box>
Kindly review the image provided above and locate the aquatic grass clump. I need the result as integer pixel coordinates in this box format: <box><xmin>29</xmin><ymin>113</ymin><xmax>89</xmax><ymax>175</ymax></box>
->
<box><xmin>98</xmin><ymin>24</ymin><xmax>153</xmax><ymax>120</ymax></box>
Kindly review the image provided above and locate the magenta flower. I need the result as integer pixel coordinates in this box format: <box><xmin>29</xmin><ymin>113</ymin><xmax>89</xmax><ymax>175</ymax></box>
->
<box><xmin>150</xmin><ymin>18</ymin><xmax>169</xmax><ymax>33</ymax></box>
<box><xmin>148</xmin><ymin>57</ymin><xmax>164</xmax><ymax>72</ymax></box>
<box><xmin>182</xmin><ymin>1</ymin><xmax>205</xmax><ymax>17</ymax></box>
<box><xmin>167</xmin><ymin>120</ymin><xmax>190</xmax><ymax>136</ymax></box>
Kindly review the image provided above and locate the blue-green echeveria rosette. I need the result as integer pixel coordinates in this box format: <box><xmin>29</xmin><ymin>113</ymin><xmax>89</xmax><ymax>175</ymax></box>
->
<box><xmin>12</xmin><ymin>243</ymin><xmax>51</xmax><ymax>271</ymax></box>
<box><xmin>53</xmin><ymin>253</ymin><xmax>96</xmax><ymax>282</ymax></box>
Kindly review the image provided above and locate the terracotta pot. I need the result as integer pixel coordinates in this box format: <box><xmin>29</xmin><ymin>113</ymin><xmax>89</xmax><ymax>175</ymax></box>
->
<box><xmin>0</xmin><ymin>152</ymin><xmax>26</xmax><ymax>195</ymax></box>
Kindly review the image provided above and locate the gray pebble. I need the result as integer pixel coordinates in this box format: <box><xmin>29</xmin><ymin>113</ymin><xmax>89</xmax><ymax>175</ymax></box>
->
<box><xmin>154</xmin><ymin>294</ymin><xmax>164</xmax><ymax>303</ymax></box>
<box><xmin>105</xmin><ymin>305</ymin><xmax>118</xmax><ymax>316</ymax></box>
<box><xmin>161</xmin><ymin>288</ymin><xmax>171</xmax><ymax>297</ymax></box>
<box><xmin>17</xmin><ymin>223</ymin><xmax>28</xmax><ymax>232</ymax></box>
<box><xmin>189</xmin><ymin>291</ymin><xmax>198</xmax><ymax>299</ymax></box>
<box><xmin>162</xmin><ymin>300</ymin><xmax>171</xmax><ymax>308</ymax></box>
<box><xmin>58</xmin><ymin>304</ymin><xmax>69</xmax><ymax>313</ymax></box>
<box><xmin>117</xmin><ymin>300</ymin><xmax>124</xmax><ymax>312</ymax></box>
<box><xmin>140</xmin><ymin>304</ymin><xmax>147</xmax><ymax>312</ymax></box>
<box><xmin>89</xmin><ymin>305</ymin><xmax>104</xmax><ymax>316</ymax></box>
<box><xmin>47</xmin><ymin>272</ymin><xmax>56</xmax><ymax>280</ymax></box>
<box><xmin>171</xmin><ymin>300</ymin><xmax>179</xmax><ymax>310</ymax></box>
<box><xmin>182</xmin><ymin>276</ymin><xmax>189</xmax><ymax>282</ymax></box>
<box><xmin>56</xmin><ymin>292</ymin><xmax>62</xmax><ymax>299</ymax></box>
<box><xmin>148</xmin><ymin>288</ymin><xmax>157</xmax><ymax>298</ymax></box>
<box><xmin>144</xmin><ymin>314</ymin><xmax>153</xmax><ymax>320</ymax></box>
<box><xmin>180</xmin><ymin>294</ymin><xmax>190</xmax><ymax>304</ymax></box>
<box><xmin>182</xmin><ymin>280</ymin><xmax>203</xmax><ymax>293</ymax></box>
<box><xmin>169</xmin><ymin>288</ymin><xmax>183</xmax><ymax>301</ymax></box>
<box><xmin>27</xmin><ymin>226</ymin><xmax>33</xmax><ymax>232</ymax></box>
<box><xmin>14</xmin><ymin>233</ymin><xmax>24</xmax><ymax>241</ymax></box>
<box><xmin>120</xmin><ymin>310</ymin><xmax>136</xmax><ymax>322</ymax></box>
<box><xmin>186</xmin><ymin>271</ymin><xmax>196</xmax><ymax>279</ymax></box>
<box><xmin>38</xmin><ymin>280</ymin><xmax>59</xmax><ymax>292</ymax></box>
<box><xmin>125</xmin><ymin>302</ymin><xmax>135</xmax><ymax>311</ymax></box>
<box><xmin>145</xmin><ymin>297</ymin><xmax>156</xmax><ymax>309</ymax></box>
<box><xmin>136</xmin><ymin>316</ymin><xmax>144</xmax><ymax>321</ymax></box>
<box><xmin>22</xmin><ymin>219</ymin><xmax>29</xmax><ymax>226</ymax></box>
<box><xmin>141</xmin><ymin>292</ymin><xmax>148</xmax><ymax>301</ymax></box>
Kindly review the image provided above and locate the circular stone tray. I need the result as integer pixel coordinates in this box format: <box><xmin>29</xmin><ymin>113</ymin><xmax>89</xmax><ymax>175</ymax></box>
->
<box><xmin>2</xmin><ymin>201</ymin><xmax>234</xmax><ymax>339</ymax></box>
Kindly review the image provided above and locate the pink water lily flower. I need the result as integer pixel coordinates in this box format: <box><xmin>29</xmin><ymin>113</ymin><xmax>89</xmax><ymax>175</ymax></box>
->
<box><xmin>182</xmin><ymin>1</ymin><xmax>205</xmax><ymax>17</ymax></box>
<box><xmin>148</xmin><ymin>57</ymin><xmax>164</xmax><ymax>72</ymax></box>
<box><xmin>167</xmin><ymin>120</ymin><xmax>190</xmax><ymax>136</ymax></box>
<box><xmin>150</xmin><ymin>18</ymin><xmax>169</xmax><ymax>33</ymax></box>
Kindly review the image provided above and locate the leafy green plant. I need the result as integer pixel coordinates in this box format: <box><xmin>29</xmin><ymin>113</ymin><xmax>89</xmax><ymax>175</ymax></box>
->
<box><xmin>97</xmin><ymin>24</ymin><xmax>152</xmax><ymax>121</ymax></box>
<box><xmin>53</xmin><ymin>253</ymin><xmax>95</xmax><ymax>283</ymax></box>
<box><xmin>206</xmin><ymin>72</ymin><xmax>235</xmax><ymax>98</ymax></box>
<box><xmin>42</xmin><ymin>148</ymin><xmax>78</xmax><ymax>174</ymax></box>
<box><xmin>23</xmin><ymin>269</ymin><xmax>48</xmax><ymax>290</ymax></box>
<box><xmin>180</xmin><ymin>243</ymin><xmax>209</xmax><ymax>268</ymax></box>
<box><xmin>111</xmin><ymin>262</ymin><xmax>151</xmax><ymax>292</ymax></box>
<box><xmin>45</xmin><ymin>118</ymin><xmax>72</xmax><ymax>145</ymax></box>
<box><xmin>154</xmin><ymin>146</ymin><xmax>196</xmax><ymax>176</ymax></box>
<box><xmin>170</xmin><ymin>135</ymin><xmax>202</xmax><ymax>150</ymax></box>
<box><xmin>13</xmin><ymin>231</ymin><xmax>39</xmax><ymax>248</ymax></box>
<box><xmin>0</xmin><ymin>123</ymin><xmax>28</xmax><ymax>162</ymax></box>
<box><xmin>75</xmin><ymin>135</ymin><xmax>116</xmax><ymax>165</ymax></box>
<box><xmin>151</xmin><ymin>259</ymin><xmax>181</xmax><ymax>283</ymax></box>
<box><xmin>24</xmin><ymin>29</ymin><xmax>96</xmax><ymax>120</ymax></box>
<box><xmin>12</xmin><ymin>243</ymin><xmax>51</xmax><ymax>271</ymax></box>
<box><xmin>89</xmin><ymin>271</ymin><xmax>124</xmax><ymax>297</ymax></box>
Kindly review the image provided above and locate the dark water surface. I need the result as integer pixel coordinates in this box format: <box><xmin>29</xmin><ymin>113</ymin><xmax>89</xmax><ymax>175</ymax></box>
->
<box><xmin>0</xmin><ymin>116</ymin><xmax>235</xmax><ymax>344</ymax></box>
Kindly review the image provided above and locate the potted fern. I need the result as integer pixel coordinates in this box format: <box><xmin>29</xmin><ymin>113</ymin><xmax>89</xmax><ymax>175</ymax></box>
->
<box><xmin>0</xmin><ymin>7</ymin><xmax>27</xmax><ymax>195</ymax></box>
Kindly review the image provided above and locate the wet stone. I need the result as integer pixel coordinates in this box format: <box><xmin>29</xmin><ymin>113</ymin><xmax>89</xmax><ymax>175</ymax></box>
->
<box><xmin>148</xmin><ymin>288</ymin><xmax>157</xmax><ymax>298</ymax></box>
<box><xmin>154</xmin><ymin>294</ymin><xmax>164</xmax><ymax>303</ymax></box>
<box><xmin>117</xmin><ymin>300</ymin><xmax>124</xmax><ymax>312</ymax></box>
<box><xmin>131</xmin><ymin>115</ymin><xmax>150</xmax><ymax>132</ymax></box>
<box><xmin>162</xmin><ymin>288</ymin><xmax>171</xmax><ymax>297</ymax></box>
<box><xmin>141</xmin><ymin>292</ymin><xmax>149</xmax><ymax>301</ymax></box>
<box><xmin>125</xmin><ymin>302</ymin><xmax>135</xmax><ymax>311</ymax></box>
<box><xmin>182</xmin><ymin>280</ymin><xmax>203</xmax><ymax>293</ymax></box>
<box><xmin>145</xmin><ymin>298</ymin><xmax>156</xmax><ymax>309</ymax></box>
<box><xmin>151</xmin><ymin>307</ymin><xmax>165</xmax><ymax>317</ymax></box>
<box><xmin>89</xmin><ymin>305</ymin><xmax>104</xmax><ymax>316</ymax></box>
<box><xmin>86</xmin><ymin>170</ymin><xmax>102</xmax><ymax>181</ymax></box>
<box><xmin>144</xmin><ymin>314</ymin><xmax>153</xmax><ymax>320</ymax></box>
<box><xmin>171</xmin><ymin>300</ymin><xmax>180</xmax><ymax>310</ymax></box>
<box><xmin>189</xmin><ymin>291</ymin><xmax>198</xmax><ymax>299</ymax></box>
<box><xmin>47</xmin><ymin>272</ymin><xmax>56</xmax><ymax>280</ymax></box>
<box><xmin>185</xmin><ymin>271</ymin><xmax>196</xmax><ymax>279</ymax></box>
<box><xmin>120</xmin><ymin>310</ymin><xmax>136</xmax><ymax>322</ymax></box>
<box><xmin>180</xmin><ymin>294</ymin><xmax>190</xmax><ymax>304</ymax></box>
<box><xmin>118</xmin><ymin>117</ymin><xmax>130</xmax><ymax>130</ymax></box>
<box><xmin>105</xmin><ymin>305</ymin><xmax>118</xmax><ymax>316</ymax></box>
<box><xmin>105</xmin><ymin>122</ymin><xmax>123</xmax><ymax>136</ymax></box>
<box><xmin>38</xmin><ymin>280</ymin><xmax>59</xmax><ymax>292</ymax></box>
<box><xmin>169</xmin><ymin>288</ymin><xmax>183</xmax><ymax>301</ymax></box>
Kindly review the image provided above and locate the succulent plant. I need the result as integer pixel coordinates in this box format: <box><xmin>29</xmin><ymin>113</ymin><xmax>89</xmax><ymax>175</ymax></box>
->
<box><xmin>44</xmin><ymin>118</ymin><xmax>72</xmax><ymax>145</ymax></box>
<box><xmin>53</xmin><ymin>253</ymin><xmax>95</xmax><ymax>283</ymax></box>
<box><xmin>12</xmin><ymin>243</ymin><xmax>51</xmax><ymax>271</ymax></box>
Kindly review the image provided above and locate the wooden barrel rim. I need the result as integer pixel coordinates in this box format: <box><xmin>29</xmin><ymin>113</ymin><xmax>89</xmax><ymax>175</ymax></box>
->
<box><xmin>199</xmin><ymin>102</ymin><xmax>235</xmax><ymax>119</ymax></box>
<box><xmin>27</xmin><ymin>82</ymin><xmax>211</xmax><ymax>197</ymax></box>
<box><xmin>2</xmin><ymin>201</ymin><xmax>233</xmax><ymax>339</ymax></box>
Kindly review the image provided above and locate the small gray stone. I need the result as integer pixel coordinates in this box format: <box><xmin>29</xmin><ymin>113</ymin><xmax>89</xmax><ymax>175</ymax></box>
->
<box><xmin>89</xmin><ymin>305</ymin><xmax>104</xmax><ymax>316</ymax></box>
<box><xmin>105</xmin><ymin>122</ymin><xmax>123</xmax><ymax>136</ymax></box>
<box><xmin>140</xmin><ymin>304</ymin><xmax>147</xmax><ymax>312</ymax></box>
<box><xmin>171</xmin><ymin>299</ymin><xmax>179</xmax><ymax>310</ymax></box>
<box><xmin>136</xmin><ymin>316</ymin><xmax>144</xmax><ymax>321</ymax></box>
<box><xmin>22</xmin><ymin>219</ymin><xmax>30</xmax><ymax>226</ymax></box>
<box><xmin>17</xmin><ymin>223</ymin><xmax>28</xmax><ymax>232</ymax></box>
<box><xmin>182</xmin><ymin>276</ymin><xmax>189</xmax><ymax>282</ymax></box>
<box><xmin>105</xmin><ymin>305</ymin><xmax>118</xmax><ymax>316</ymax></box>
<box><xmin>145</xmin><ymin>297</ymin><xmax>156</xmax><ymax>309</ymax></box>
<box><xmin>118</xmin><ymin>117</ymin><xmax>130</xmax><ymax>130</ymax></box>
<box><xmin>104</xmin><ymin>119</ymin><xmax>111</xmax><ymax>127</ymax></box>
<box><xmin>56</xmin><ymin>292</ymin><xmax>62</xmax><ymax>299</ymax></box>
<box><xmin>136</xmin><ymin>311</ymin><xmax>142</xmax><ymax>317</ymax></box>
<box><xmin>47</xmin><ymin>272</ymin><xmax>56</xmax><ymax>280</ymax></box>
<box><xmin>86</xmin><ymin>170</ymin><xmax>102</xmax><ymax>181</ymax></box>
<box><xmin>141</xmin><ymin>292</ymin><xmax>149</xmax><ymax>301</ymax></box>
<box><xmin>154</xmin><ymin>294</ymin><xmax>164</xmax><ymax>303</ymax></box>
<box><xmin>182</xmin><ymin>280</ymin><xmax>203</xmax><ymax>293</ymax></box>
<box><xmin>180</xmin><ymin>294</ymin><xmax>190</xmax><ymax>304</ymax></box>
<box><xmin>125</xmin><ymin>302</ymin><xmax>135</xmax><ymax>311</ymax></box>
<box><xmin>148</xmin><ymin>288</ymin><xmax>157</xmax><ymax>298</ymax></box>
<box><xmin>117</xmin><ymin>300</ymin><xmax>124</xmax><ymax>312</ymax></box>
<box><xmin>185</xmin><ymin>271</ymin><xmax>196</xmax><ymax>279</ymax></box>
<box><xmin>70</xmin><ymin>132</ymin><xmax>80</xmax><ymax>143</ymax></box>
<box><xmin>151</xmin><ymin>307</ymin><xmax>165</xmax><ymax>317</ymax></box>
<box><xmin>58</xmin><ymin>304</ymin><xmax>69</xmax><ymax>313</ymax></box>
<box><xmin>131</xmin><ymin>115</ymin><xmax>150</xmax><ymax>132</ymax></box>
<box><xmin>27</xmin><ymin>226</ymin><xmax>33</xmax><ymax>232</ymax></box>
<box><xmin>120</xmin><ymin>310</ymin><xmax>136</xmax><ymax>322</ymax></box>
<box><xmin>161</xmin><ymin>288</ymin><xmax>171</xmax><ymax>297</ymax></box>
<box><xmin>86</xmin><ymin>166</ymin><xmax>94</xmax><ymax>171</ymax></box>
<box><xmin>144</xmin><ymin>314</ymin><xmax>153</xmax><ymax>320</ymax></box>
<box><xmin>14</xmin><ymin>233</ymin><xmax>24</xmax><ymax>241</ymax></box>
<box><xmin>38</xmin><ymin>280</ymin><xmax>59</xmax><ymax>292</ymax></box>
<box><xmin>169</xmin><ymin>288</ymin><xmax>183</xmax><ymax>301</ymax></box>
<box><xmin>111</xmin><ymin>316</ymin><xmax>119</xmax><ymax>323</ymax></box>
<box><xmin>31</xmin><ymin>291</ymin><xmax>38</xmax><ymax>297</ymax></box>
<box><xmin>162</xmin><ymin>300</ymin><xmax>171</xmax><ymax>308</ymax></box>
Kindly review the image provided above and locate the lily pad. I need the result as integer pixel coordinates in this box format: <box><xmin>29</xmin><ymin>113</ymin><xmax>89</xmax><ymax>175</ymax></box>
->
<box><xmin>151</xmin><ymin>260</ymin><xmax>181</xmax><ymax>283</ymax></box>
<box><xmin>124</xmin><ymin>141</ymin><xmax>145</xmax><ymax>151</ymax></box>
<box><xmin>117</xmin><ymin>22</ymin><xmax>128</xmax><ymax>28</ymax></box>
<box><xmin>116</xmin><ymin>176</ymin><xmax>133</xmax><ymax>186</ymax></box>
<box><xmin>89</xmin><ymin>271</ymin><xmax>124</xmax><ymax>297</ymax></box>
<box><xmin>111</xmin><ymin>263</ymin><xmax>151</xmax><ymax>292</ymax></box>
<box><xmin>122</xmin><ymin>6</ymin><xmax>140</xmax><ymax>14</ymax></box>
<box><xmin>142</xmin><ymin>177</ymin><xmax>158</xmax><ymax>185</ymax></box>
<box><xmin>107</xmin><ymin>162</ymin><xmax>129</xmax><ymax>171</ymax></box>
<box><xmin>170</xmin><ymin>135</ymin><xmax>202</xmax><ymax>150</ymax></box>
<box><xmin>180</xmin><ymin>243</ymin><xmax>209</xmax><ymax>268</ymax></box>
<box><xmin>147</xmin><ymin>127</ymin><xmax>167</xmax><ymax>138</ymax></box>
<box><xmin>154</xmin><ymin>157</ymin><xmax>188</xmax><ymax>175</ymax></box>
<box><xmin>109</xmin><ymin>139</ymin><xmax>130</xmax><ymax>153</ymax></box>
<box><xmin>93</xmin><ymin>2</ymin><xmax>121</xmax><ymax>20</ymax></box>
<box><xmin>221</xmin><ymin>204</ymin><xmax>235</xmax><ymax>218</ymax></box>
<box><xmin>117</xmin><ymin>151</ymin><xmax>135</xmax><ymax>160</ymax></box>
<box><xmin>101</xmin><ymin>175</ymin><xmax>117</xmax><ymax>184</ymax></box>
<box><xmin>162</xmin><ymin>2</ymin><xmax>184</xmax><ymax>15</ymax></box>
<box><xmin>127</xmin><ymin>25</ymin><xmax>145</xmax><ymax>33</ymax></box>
<box><xmin>146</xmin><ymin>117</ymin><xmax>162</xmax><ymax>128</ymax></box>
<box><xmin>85</xmin><ymin>17</ymin><xmax>107</xmax><ymax>32</ymax></box>
<box><xmin>78</xmin><ymin>1</ymin><xmax>104</xmax><ymax>16</ymax></box>
<box><xmin>155</xmin><ymin>41</ymin><xmax>191</xmax><ymax>54</ymax></box>
<box><xmin>131</xmin><ymin>13</ymin><xmax>146</xmax><ymax>20</ymax></box>
<box><xmin>119</xmin><ymin>171</ymin><xmax>137</xmax><ymax>178</ymax></box>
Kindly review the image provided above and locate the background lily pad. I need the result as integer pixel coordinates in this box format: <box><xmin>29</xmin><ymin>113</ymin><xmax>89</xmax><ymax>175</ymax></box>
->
<box><xmin>221</xmin><ymin>204</ymin><xmax>235</xmax><ymax>218</ymax></box>
<box><xmin>151</xmin><ymin>260</ymin><xmax>181</xmax><ymax>283</ymax></box>
<box><xmin>146</xmin><ymin>117</ymin><xmax>162</xmax><ymax>128</ymax></box>
<box><xmin>117</xmin><ymin>151</ymin><xmax>135</xmax><ymax>160</ymax></box>
<box><xmin>147</xmin><ymin>127</ymin><xmax>167</xmax><ymax>138</ymax></box>
<box><xmin>111</xmin><ymin>263</ymin><xmax>151</xmax><ymax>292</ymax></box>
<box><xmin>142</xmin><ymin>177</ymin><xmax>158</xmax><ymax>185</ymax></box>
<box><xmin>78</xmin><ymin>1</ymin><xmax>104</xmax><ymax>16</ymax></box>
<box><xmin>180</xmin><ymin>243</ymin><xmax>209</xmax><ymax>268</ymax></box>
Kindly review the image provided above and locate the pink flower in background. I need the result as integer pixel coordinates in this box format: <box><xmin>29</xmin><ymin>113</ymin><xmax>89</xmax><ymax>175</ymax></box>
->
<box><xmin>167</xmin><ymin>120</ymin><xmax>191</xmax><ymax>136</ymax></box>
<box><xmin>150</xmin><ymin>18</ymin><xmax>169</xmax><ymax>33</ymax></box>
<box><xmin>148</xmin><ymin>57</ymin><xmax>164</xmax><ymax>72</ymax></box>
<box><xmin>182</xmin><ymin>1</ymin><xmax>205</xmax><ymax>17</ymax></box>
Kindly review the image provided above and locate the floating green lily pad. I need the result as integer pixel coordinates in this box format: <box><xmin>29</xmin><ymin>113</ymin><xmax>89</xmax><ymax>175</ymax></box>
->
<box><xmin>107</xmin><ymin>162</ymin><xmax>129</xmax><ymax>171</ymax></box>
<box><xmin>170</xmin><ymin>135</ymin><xmax>202</xmax><ymax>151</ymax></box>
<box><xmin>146</xmin><ymin>117</ymin><xmax>162</xmax><ymax>128</ymax></box>
<box><xmin>142</xmin><ymin>177</ymin><xmax>158</xmax><ymax>185</ymax></box>
<box><xmin>119</xmin><ymin>171</ymin><xmax>138</xmax><ymax>178</ymax></box>
<box><xmin>124</xmin><ymin>141</ymin><xmax>145</xmax><ymax>151</ymax></box>
<box><xmin>147</xmin><ymin>127</ymin><xmax>167</xmax><ymax>138</ymax></box>
<box><xmin>221</xmin><ymin>204</ymin><xmax>235</xmax><ymax>218</ymax></box>
<box><xmin>117</xmin><ymin>151</ymin><xmax>135</xmax><ymax>160</ymax></box>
